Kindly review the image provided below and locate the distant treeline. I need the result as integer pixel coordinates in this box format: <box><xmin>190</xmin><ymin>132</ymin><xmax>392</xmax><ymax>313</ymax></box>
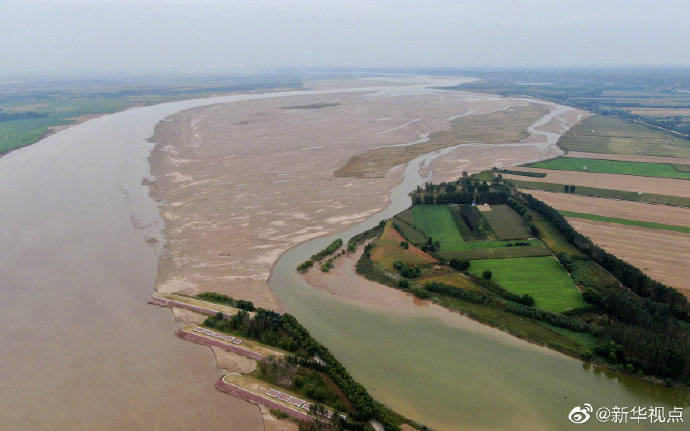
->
<box><xmin>0</xmin><ymin>109</ymin><xmax>47</xmax><ymax>122</ymax></box>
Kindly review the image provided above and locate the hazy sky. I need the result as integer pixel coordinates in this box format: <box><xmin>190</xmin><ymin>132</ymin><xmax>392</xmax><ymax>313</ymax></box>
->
<box><xmin>2</xmin><ymin>0</ymin><xmax>689</xmax><ymax>74</ymax></box>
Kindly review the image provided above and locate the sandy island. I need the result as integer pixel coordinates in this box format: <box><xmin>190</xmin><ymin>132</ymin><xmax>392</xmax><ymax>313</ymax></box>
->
<box><xmin>148</xmin><ymin>78</ymin><xmax>585</xmax><ymax>314</ymax></box>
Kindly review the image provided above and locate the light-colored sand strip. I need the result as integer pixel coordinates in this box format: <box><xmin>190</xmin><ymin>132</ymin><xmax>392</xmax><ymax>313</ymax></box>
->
<box><xmin>147</xmin><ymin>295</ymin><xmax>239</xmax><ymax>319</ymax></box>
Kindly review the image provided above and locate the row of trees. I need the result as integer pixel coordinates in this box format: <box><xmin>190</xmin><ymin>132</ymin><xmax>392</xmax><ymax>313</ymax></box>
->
<box><xmin>412</xmin><ymin>179</ymin><xmax>511</xmax><ymax>206</ymax></box>
<box><xmin>517</xmin><ymin>191</ymin><xmax>689</xmax><ymax>315</ymax></box>
<box><xmin>205</xmin><ymin>309</ymin><xmax>407</xmax><ymax>430</ymax></box>
<box><xmin>424</xmin><ymin>281</ymin><xmax>585</xmax><ymax>331</ymax></box>
<box><xmin>511</xmin><ymin>189</ymin><xmax>690</xmax><ymax>380</ymax></box>
<box><xmin>0</xmin><ymin>109</ymin><xmax>47</xmax><ymax>122</ymax></box>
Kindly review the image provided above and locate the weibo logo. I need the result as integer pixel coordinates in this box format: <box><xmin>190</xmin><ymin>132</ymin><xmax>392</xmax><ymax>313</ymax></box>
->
<box><xmin>568</xmin><ymin>404</ymin><xmax>593</xmax><ymax>424</ymax></box>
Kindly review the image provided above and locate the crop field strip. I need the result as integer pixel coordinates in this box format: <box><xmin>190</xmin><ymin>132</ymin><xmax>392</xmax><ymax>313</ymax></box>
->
<box><xmin>556</xmin><ymin>115</ymin><xmax>690</xmax><ymax>157</ymax></box>
<box><xmin>522</xmin><ymin>189</ymin><xmax>690</xmax><ymax>227</ymax></box>
<box><xmin>504</xmin><ymin>169</ymin><xmax>690</xmax><ymax>198</ymax></box>
<box><xmin>412</xmin><ymin>205</ymin><xmax>464</xmax><ymax>242</ymax></box>
<box><xmin>568</xmin><ymin>218</ymin><xmax>690</xmax><ymax>293</ymax></box>
<box><xmin>370</xmin><ymin>221</ymin><xmax>436</xmax><ymax>270</ymax></box>
<box><xmin>511</xmin><ymin>179</ymin><xmax>690</xmax><ymax>208</ymax></box>
<box><xmin>480</xmin><ymin>205</ymin><xmax>531</xmax><ymax>239</ymax></box>
<box><xmin>437</xmin><ymin>245</ymin><xmax>552</xmax><ymax>260</ymax></box>
<box><xmin>467</xmin><ymin>256</ymin><xmax>587</xmax><ymax>313</ymax></box>
<box><xmin>559</xmin><ymin>210</ymin><xmax>690</xmax><ymax>233</ymax></box>
<box><xmin>528</xmin><ymin>157</ymin><xmax>690</xmax><ymax>180</ymax></box>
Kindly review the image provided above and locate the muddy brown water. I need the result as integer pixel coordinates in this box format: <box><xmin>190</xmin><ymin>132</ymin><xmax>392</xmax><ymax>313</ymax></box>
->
<box><xmin>267</xmin><ymin>151</ymin><xmax>690</xmax><ymax>430</ymax></box>
<box><xmin>0</xmin><ymin>87</ymin><xmax>403</xmax><ymax>430</ymax></box>
<box><xmin>1</xmin><ymin>81</ymin><xmax>687</xmax><ymax>430</ymax></box>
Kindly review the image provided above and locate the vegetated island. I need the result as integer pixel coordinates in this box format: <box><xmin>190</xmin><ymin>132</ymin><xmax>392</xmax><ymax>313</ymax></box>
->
<box><xmin>149</xmin><ymin>292</ymin><xmax>427</xmax><ymax>431</ymax></box>
<box><xmin>304</xmin><ymin>169</ymin><xmax>690</xmax><ymax>388</ymax></box>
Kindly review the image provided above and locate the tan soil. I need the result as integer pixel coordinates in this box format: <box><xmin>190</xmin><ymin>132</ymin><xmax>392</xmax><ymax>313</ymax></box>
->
<box><xmin>172</xmin><ymin>306</ymin><xmax>207</xmax><ymax>324</ymax></box>
<box><xmin>335</xmin><ymin>102</ymin><xmax>550</xmax><ymax>178</ymax></box>
<box><xmin>565</xmin><ymin>151</ymin><xmax>690</xmax><ymax>165</ymax></box>
<box><xmin>503</xmin><ymin>168</ymin><xmax>690</xmax><ymax>197</ymax></box>
<box><xmin>211</xmin><ymin>346</ymin><xmax>258</xmax><ymax>374</ymax></box>
<box><xmin>370</xmin><ymin>223</ymin><xmax>437</xmax><ymax>269</ymax></box>
<box><xmin>567</xmin><ymin>218</ymin><xmax>690</xmax><ymax>294</ymax></box>
<box><xmin>260</xmin><ymin>405</ymin><xmax>300</xmax><ymax>431</ymax></box>
<box><xmin>302</xmin><ymin>243</ymin><xmax>439</xmax><ymax>313</ymax></box>
<box><xmin>523</xmin><ymin>190</ymin><xmax>690</xmax><ymax>227</ymax></box>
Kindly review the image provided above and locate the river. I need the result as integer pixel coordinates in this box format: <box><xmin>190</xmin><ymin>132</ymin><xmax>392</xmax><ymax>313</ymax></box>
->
<box><xmin>267</xmin><ymin>136</ymin><xmax>689</xmax><ymax>430</ymax></box>
<box><xmin>1</xmin><ymin>80</ymin><xmax>686</xmax><ymax>430</ymax></box>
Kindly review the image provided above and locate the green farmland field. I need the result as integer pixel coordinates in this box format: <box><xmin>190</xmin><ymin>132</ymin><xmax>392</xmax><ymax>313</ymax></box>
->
<box><xmin>481</xmin><ymin>205</ymin><xmax>531</xmax><ymax>239</ymax></box>
<box><xmin>412</xmin><ymin>205</ymin><xmax>464</xmax><ymax>242</ymax></box>
<box><xmin>439</xmin><ymin>238</ymin><xmax>542</xmax><ymax>251</ymax></box>
<box><xmin>437</xmin><ymin>245</ymin><xmax>552</xmax><ymax>260</ymax></box>
<box><xmin>468</xmin><ymin>256</ymin><xmax>586</xmax><ymax>313</ymax></box>
<box><xmin>529</xmin><ymin>157</ymin><xmax>690</xmax><ymax>180</ymax></box>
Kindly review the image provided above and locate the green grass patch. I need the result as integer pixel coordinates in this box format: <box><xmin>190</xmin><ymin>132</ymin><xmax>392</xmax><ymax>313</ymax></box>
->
<box><xmin>570</xmin><ymin>259</ymin><xmax>620</xmax><ymax>291</ymax></box>
<box><xmin>673</xmin><ymin>163</ymin><xmax>690</xmax><ymax>173</ymax></box>
<box><xmin>428</xmin><ymin>293</ymin><xmax>590</xmax><ymax>356</ymax></box>
<box><xmin>531</xmin><ymin>212</ymin><xmax>584</xmax><ymax>257</ymax></box>
<box><xmin>439</xmin><ymin>238</ymin><xmax>542</xmax><ymax>251</ymax></box>
<box><xmin>529</xmin><ymin>157</ymin><xmax>690</xmax><ymax>180</ymax></box>
<box><xmin>437</xmin><ymin>245</ymin><xmax>552</xmax><ymax>260</ymax></box>
<box><xmin>512</xmin><ymin>179</ymin><xmax>690</xmax><ymax>208</ymax></box>
<box><xmin>559</xmin><ymin>210</ymin><xmax>690</xmax><ymax>233</ymax></box>
<box><xmin>481</xmin><ymin>205</ymin><xmax>531</xmax><ymax>239</ymax></box>
<box><xmin>449</xmin><ymin>205</ymin><xmax>495</xmax><ymax>241</ymax></box>
<box><xmin>467</xmin><ymin>256</ymin><xmax>586</xmax><ymax>313</ymax></box>
<box><xmin>419</xmin><ymin>272</ymin><xmax>483</xmax><ymax>291</ymax></box>
<box><xmin>412</xmin><ymin>205</ymin><xmax>464</xmax><ymax>242</ymax></box>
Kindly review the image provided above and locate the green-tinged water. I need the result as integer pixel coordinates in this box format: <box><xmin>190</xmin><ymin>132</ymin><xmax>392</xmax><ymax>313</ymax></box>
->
<box><xmin>269</xmin><ymin>152</ymin><xmax>689</xmax><ymax>431</ymax></box>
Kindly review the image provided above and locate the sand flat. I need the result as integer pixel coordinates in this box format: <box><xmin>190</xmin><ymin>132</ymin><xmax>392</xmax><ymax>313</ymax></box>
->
<box><xmin>149</xmin><ymin>82</ymin><xmax>577</xmax><ymax>310</ymax></box>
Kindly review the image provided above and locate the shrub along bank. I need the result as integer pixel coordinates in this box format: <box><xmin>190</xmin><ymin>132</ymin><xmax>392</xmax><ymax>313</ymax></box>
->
<box><xmin>203</xmin><ymin>308</ymin><xmax>423</xmax><ymax>430</ymax></box>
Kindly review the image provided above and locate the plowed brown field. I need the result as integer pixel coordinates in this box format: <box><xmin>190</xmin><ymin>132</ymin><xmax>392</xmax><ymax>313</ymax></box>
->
<box><xmin>568</xmin><ymin>218</ymin><xmax>690</xmax><ymax>295</ymax></box>
<box><xmin>503</xmin><ymin>168</ymin><xmax>690</xmax><ymax>197</ymax></box>
<box><xmin>525</xmin><ymin>190</ymin><xmax>690</xmax><ymax>227</ymax></box>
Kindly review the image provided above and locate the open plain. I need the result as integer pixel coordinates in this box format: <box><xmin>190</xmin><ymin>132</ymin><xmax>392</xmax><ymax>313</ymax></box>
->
<box><xmin>567</xmin><ymin>218</ymin><xmax>690</xmax><ymax>294</ymax></box>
